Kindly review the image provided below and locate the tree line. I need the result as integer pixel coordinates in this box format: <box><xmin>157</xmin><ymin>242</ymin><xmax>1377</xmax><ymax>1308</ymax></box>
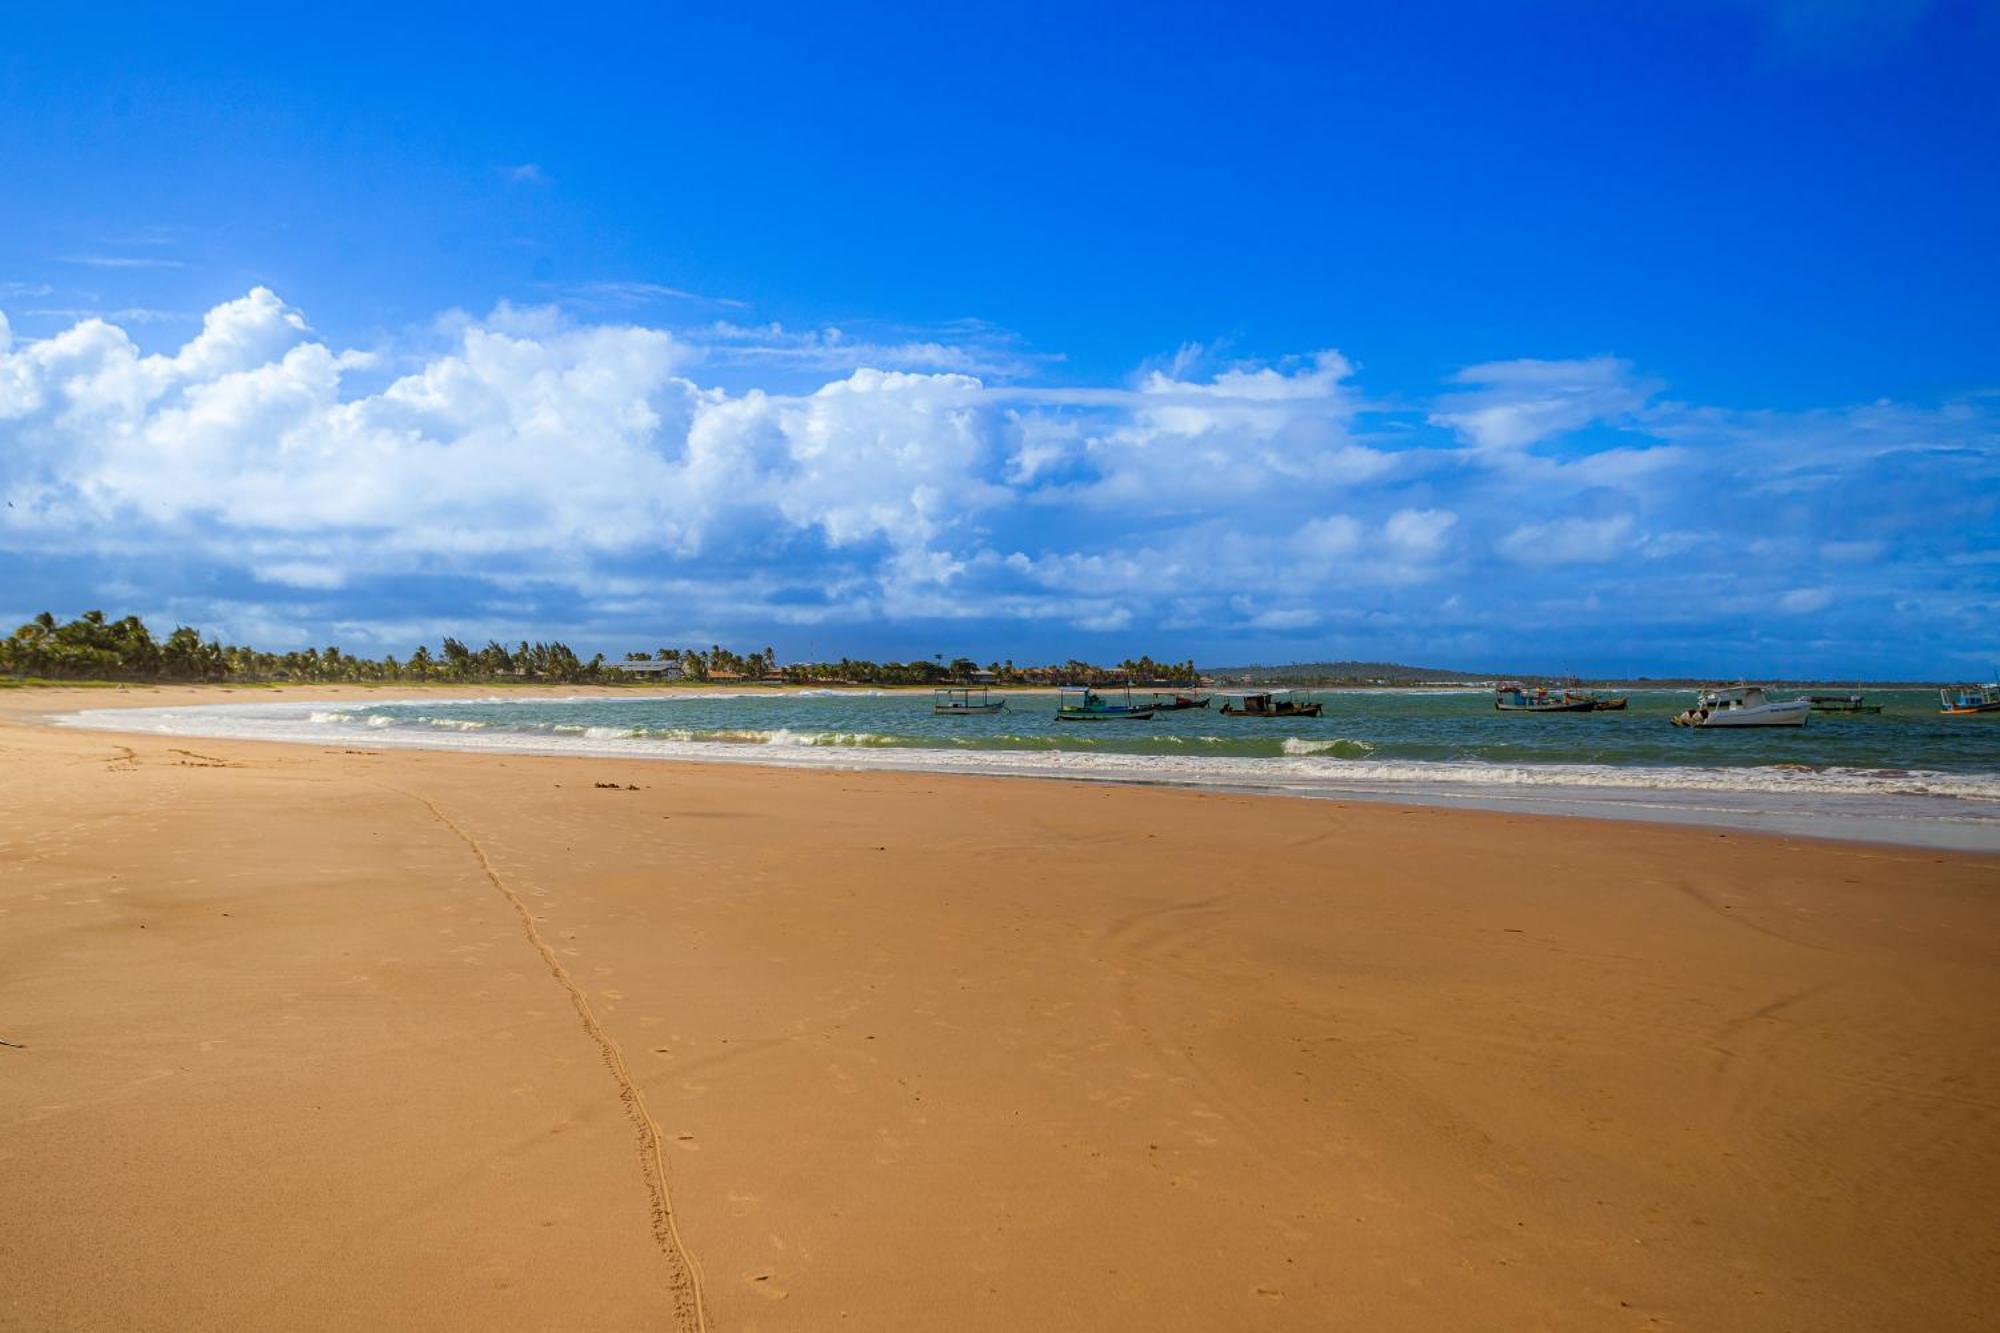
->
<box><xmin>2</xmin><ymin>611</ymin><xmax>1199</xmax><ymax>686</ymax></box>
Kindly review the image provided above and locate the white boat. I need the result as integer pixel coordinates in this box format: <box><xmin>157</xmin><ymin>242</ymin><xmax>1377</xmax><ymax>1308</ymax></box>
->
<box><xmin>1671</xmin><ymin>685</ymin><xmax>1809</xmax><ymax>728</ymax></box>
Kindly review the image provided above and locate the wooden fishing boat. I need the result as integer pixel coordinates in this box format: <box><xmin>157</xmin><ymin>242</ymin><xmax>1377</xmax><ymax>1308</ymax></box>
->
<box><xmin>1494</xmin><ymin>683</ymin><xmax>1597</xmax><ymax>713</ymax></box>
<box><xmin>933</xmin><ymin>686</ymin><xmax>1006</xmax><ymax>715</ymax></box>
<box><xmin>1148</xmin><ymin>692</ymin><xmax>1210</xmax><ymax>711</ymax></box>
<box><xmin>1219</xmin><ymin>690</ymin><xmax>1323</xmax><ymax>719</ymax></box>
<box><xmin>1055</xmin><ymin>685</ymin><xmax>1156</xmax><ymax>721</ymax></box>
<box><xmin>1808</xmin><ymin>693</ymin><xmax>1882</xmax><ymax>714</ymax></box>
<box><xmin>1940</xmin><ymin>682</ymin><xmax>2000</xmax><ymax>716</ymax></box>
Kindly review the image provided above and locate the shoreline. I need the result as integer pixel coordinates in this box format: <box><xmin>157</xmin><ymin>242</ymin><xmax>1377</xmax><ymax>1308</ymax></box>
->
<box><xmin>28</xmin><ymin>685</ymin><xmax>2000</xmax><ymax>852</ymax></box>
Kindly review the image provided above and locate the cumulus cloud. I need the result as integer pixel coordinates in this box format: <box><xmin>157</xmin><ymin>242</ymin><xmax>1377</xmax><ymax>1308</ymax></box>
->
<box><xmin>1384</xmin><ymin>508</ymin><xmax>1457</xmax><ymax>560</ymax></box>
<box><xmin>2</xmin><ymin>290</ymin><xmax>1995</xmax><ymax>672</ymax></box>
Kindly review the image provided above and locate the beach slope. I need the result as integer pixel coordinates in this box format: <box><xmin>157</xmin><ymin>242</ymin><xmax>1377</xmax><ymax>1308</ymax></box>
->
<box><xmin>3</xmin><ymin>689</ymin><xmax>1997</xmax><ymax>1330</ymax></box>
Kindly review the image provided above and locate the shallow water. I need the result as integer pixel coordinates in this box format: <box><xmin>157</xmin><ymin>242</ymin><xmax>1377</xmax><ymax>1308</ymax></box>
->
<box><xmin>57</xmin><ymin>688</ymin><xmax>2000</xmax><ymax>850</ymax></box>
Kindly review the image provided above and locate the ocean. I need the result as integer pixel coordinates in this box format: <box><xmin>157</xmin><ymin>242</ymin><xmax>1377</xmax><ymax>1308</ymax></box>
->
<box><xmin>56</xmin><ymin>688</ymin><xmax>2000</xmax><ymax>850</ymax></box>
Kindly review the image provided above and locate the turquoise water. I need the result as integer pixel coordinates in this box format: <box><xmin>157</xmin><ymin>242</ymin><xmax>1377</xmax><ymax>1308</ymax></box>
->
<box><xmin>322</xmin><ymin>688</ymin><xmax>1992</xmax><ymax>773</ymax></box>
<box><xmin>59</xmin><ymin>688</ymin><xmax>2000</xmax><ymax>848</ymax></box>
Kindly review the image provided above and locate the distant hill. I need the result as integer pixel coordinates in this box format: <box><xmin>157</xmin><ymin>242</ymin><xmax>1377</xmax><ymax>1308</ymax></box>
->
<box><xmin>1204</xmin><ymin>661</ymin><xmax>1956</xmax><ymax>688</ymax></box>
<box><xmin>1206</xmin><ymin>660</ymin><xmax>1492</xmax><ymax>685</ymax></box>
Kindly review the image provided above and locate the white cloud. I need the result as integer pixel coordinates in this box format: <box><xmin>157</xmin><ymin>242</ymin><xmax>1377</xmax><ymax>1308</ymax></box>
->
<box><xmin>1384</xmin><ymin>508</ymin><xmax>1457</xmax><ymax>560</ymax></box>
<box><xmin>2</xmin><ymin>290</ymin><xmax>1995</xmax><ymax>668</ymax></box>
<box><xmin>560</xmin><ymin>280</ymin><xmax>746</xmax><ymax>311</ymax></box>
<box><xmin>695</xmin><ymin>319</ymin><xmax>1050</xmax><ymax>380</ymax></box>
<box><xmin>1291</xmin><ymin>514</ymin><xmax>1363</xmax><ymax>560</ymax></box>
<box><xmin>1779</xmin><ymin>586</ymin><xmax>1835</xmax><ymax>613</ymax></box>
<box><xmin>1431</xmin><ymin>356</ymin><xmax>1656</xmax><ymax>452</ymax></box>
<box><xmin>58</xmin><ymin>254</ymin><xmax>188</xmax><ymax>270</ymax></box>
<box><xmin>502</xmin><ymin>163</ymin><xmax>548</xmax><ymax>185</ymax></box>
<box><xmin>1497</xmin><ymin>514</ymin><xmax>1634</xmax><ymax>565</ymax></box>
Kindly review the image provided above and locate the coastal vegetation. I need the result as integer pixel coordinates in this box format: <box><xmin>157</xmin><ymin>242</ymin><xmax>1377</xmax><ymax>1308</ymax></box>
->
<box><xmin>0</xmin><ymin>611</ymin><xmax>1199</xmax><ymax>688</ymax></box>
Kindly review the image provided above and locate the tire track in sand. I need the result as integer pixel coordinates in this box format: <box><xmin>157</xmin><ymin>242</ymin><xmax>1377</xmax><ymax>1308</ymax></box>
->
<box><xmin>399</xmin><ymin>788</ymin><xmax>709</xmax><ymax>1332</ymax></box>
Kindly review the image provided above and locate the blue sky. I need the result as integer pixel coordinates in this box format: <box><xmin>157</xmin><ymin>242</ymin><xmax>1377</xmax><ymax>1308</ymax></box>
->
<box><xmin>2</xmin><ymin>2</ymin><xmax>1997</xmax><ymax>675</ymax></box>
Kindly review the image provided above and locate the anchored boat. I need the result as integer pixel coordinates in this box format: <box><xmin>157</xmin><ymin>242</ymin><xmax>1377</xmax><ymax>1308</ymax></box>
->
<box><xmin>1148</xmin><ymin>691</ymin><xmax>1210</xmax><ymax>712</ymax></box>
<box><xmin>1808</xmin><ymin>693</ymin><xmax>1882</xmax><ymax>714</ymax></box>
<box><xmin>1219</xmin><ymin>690</ymin><xmax>1324</xmax><ymax>719</ymax></box>
<box><xmin>1494</xmin><ymin>682</ymin><xmax>1597</xmax><ymax>713</ymax></box>
<box><xmin>1055</xmin><ymin>685</ymin><xmax>1156</xmax><ymax>722</ymax></box>
<box><xmin>1940</xmin><ymin>682</ymin><xmax>2000</xmax><ymax>716</ymax></box>
<box><xmin>933</xmin><ymin>686</ymin><xmax>1006</xmax><ymax>715</ymax></box>
<box><xmin>1671</xmin><ymin>685</ymin><xmax>1809</xmax><ymax>728</ymax></box>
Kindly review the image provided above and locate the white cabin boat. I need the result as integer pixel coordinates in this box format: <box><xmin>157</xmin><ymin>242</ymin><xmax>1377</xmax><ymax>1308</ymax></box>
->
<box><xmin>1671</xmin><ymin>685</ymin><xmax>1809</xmax><ymax>728</ymax></box>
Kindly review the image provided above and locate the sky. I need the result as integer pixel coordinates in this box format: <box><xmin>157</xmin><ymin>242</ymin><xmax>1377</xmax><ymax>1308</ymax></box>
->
<box><xmin>2</xmin><ymin>2</ymin><xmax>1997</xmax><ymax>677</ymax></box>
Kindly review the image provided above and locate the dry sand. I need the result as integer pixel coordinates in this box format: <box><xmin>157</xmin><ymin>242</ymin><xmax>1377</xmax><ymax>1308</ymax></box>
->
<box><xmin>3</xmin><ymin>685</ymin><xmax>1997</xmax><ymax>1331</ymax></box>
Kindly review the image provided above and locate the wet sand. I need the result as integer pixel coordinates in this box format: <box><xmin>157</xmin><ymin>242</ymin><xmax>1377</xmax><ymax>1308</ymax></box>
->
<box><xmin>3</xmin><ymin>686</ymin><xmax>1997</xmax><ymax>1330</ymax></box>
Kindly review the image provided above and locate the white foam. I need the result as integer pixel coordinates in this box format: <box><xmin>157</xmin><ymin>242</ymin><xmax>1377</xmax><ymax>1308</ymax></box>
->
<box><xmin>1281</xmin><ymin>736</ymin><xmax>1376</xmax><ymax>757</ymax></box>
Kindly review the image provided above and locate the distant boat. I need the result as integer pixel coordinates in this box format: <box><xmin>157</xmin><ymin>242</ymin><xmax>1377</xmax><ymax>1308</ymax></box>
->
<box><xmin>934</xmin><ymin>686</ymin><xmax>1005</xmax><ymax>715</ymax></box>
<box><xmin>1939</xmin><ymin>682</ymin><xmax>2000</xmax><ymax>716</ymax></box>
<box><xmin>1808</xmin><ymin>693</ymin><xmax>1883</xmax><ymax>714</ymax></box>
<box><xmin>1672</xmin><ymin>685</ymin><xmax>1809</xmax><ymax>728</ymax></box>
<box><xmin>1219</xmin><ymin>690</ymin><xmax>1324</xmax><ymax>719</ymax></box>
<box><xmin>1494</xmin><ymin>682</ymin><xmax>1597</xmax><ymax>713</ymax></box>
<box><xmin>1055</xmin><ymin>685</ymin><xmax>1155</xmax><ymax>721</ymax></box>
<box><xmin>1148</xmin><ymin>691</ymin><xmax>1210</xmax><ymax>711</ymax></box>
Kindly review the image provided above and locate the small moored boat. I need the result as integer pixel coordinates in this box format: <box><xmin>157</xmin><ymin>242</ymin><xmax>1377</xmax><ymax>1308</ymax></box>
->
<box><xmin>1055</xmin><ymin>685</ymin><xmax>1156</xmax><ymax>721</ymax></box>
<box><xmin>1808</xmin><ymin>693</ymin><xmax>1882</xmax><ymax>714</ymax></box>
<box><xmin>1219</xmin><ymin>690</ymin><xmax>1324</xmax><ymax>719</ymax></box>
<box><xmin>1148</xmin><ymin>691</ymin><xmax>1210</xmax><ymax>711</ymax></box>
<box><xmin>934</xmin><ymin>686</ymin><xmax>1006</xmax><ymax>715</ymax></box>
<box><xmin>1494</xmin><ymin>682</ymin><xmax>1597</xmax><ymax>714</ymax></box>
<box><xmin>1940</xmin><ymin>682</ymin><xmax>2000</xmax><ymax>716</ymax></box>
<box><xmin>1672</xmin><ymin>685</ymin><xmax>1809</xmax><ymax>728</ymax></box>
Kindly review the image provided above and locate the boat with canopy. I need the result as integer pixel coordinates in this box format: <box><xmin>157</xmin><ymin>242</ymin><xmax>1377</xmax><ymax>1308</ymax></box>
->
<box><xmin>1054</xmin><ymin>685</ymin><xmax>1156</xmax><ymax>721</ymax></box>
<box><xmin>933</xmin><ymin>686</ymin><xmax>1006</xmax><ymax>715</ymax></box>
<box><xmin>1219</xmin><ymin>690</ymin><xmax>1324</xmax><ymax>719</ymax></box>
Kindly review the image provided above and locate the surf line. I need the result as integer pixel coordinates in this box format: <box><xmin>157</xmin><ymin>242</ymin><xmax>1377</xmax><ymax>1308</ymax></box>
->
<box><xmin>393</xmin><ymin>785</ymin><xmax>709</xmax><ymax>1332</ymax></box>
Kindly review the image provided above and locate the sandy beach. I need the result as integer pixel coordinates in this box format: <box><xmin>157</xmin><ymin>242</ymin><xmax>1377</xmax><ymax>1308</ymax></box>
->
<box><xmin>3</xmin><ymin>686</ymin><xmax>1997</xmax><ymax>1331</ymax></box>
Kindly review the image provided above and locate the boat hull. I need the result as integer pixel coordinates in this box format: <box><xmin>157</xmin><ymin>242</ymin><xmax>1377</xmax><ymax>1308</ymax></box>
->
<box><xmin>1496</xmin><ymin>701</ymin><xmax>1597</xmax><ymax>713</ymax></box>
<box><xmin>934</xmin><ymin>703</ymin><xmax>1006</xmax><ymax>715</ymax></box>
<box><xmin>1220</xmin><ymin>704</ymin><xmax>1323</xmax><ymax>718</ymax></box>
<box><xmin>1056</xmin><ymin>709</ymin><xmax>1156</xmax><ymax>722</ymax></box>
